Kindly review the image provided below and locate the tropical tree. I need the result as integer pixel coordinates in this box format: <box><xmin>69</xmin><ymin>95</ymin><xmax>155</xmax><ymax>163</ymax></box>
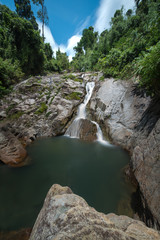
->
<box><xmin>14</xmin><ymin>0</ymin><xmax>38</xmax><ymax>29</ymax></box>
<box><xmin>32</xmin><ymin>0</ymin><xmax>49</xmax><ymax>41</ymax></box>
<box><xmin>135</xmin><ymin>0</ymin><xmax>141</xmax><ymax>7</ymax></box>
<box><xmin>44</xmin><ymin>43</ymin><xmax>53</xmax><ymax>60</ymax></box>
<box><xmin>56</xmin><ymin>49</ymin><xmax>69</xmax><ymax>71</ymax></box>
<box><xmin>14</xmin><ymin>0</ymin><xmax>32</xmax><ymax>19</ymax></box>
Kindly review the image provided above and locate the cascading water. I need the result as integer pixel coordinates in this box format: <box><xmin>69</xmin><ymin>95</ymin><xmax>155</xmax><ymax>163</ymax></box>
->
<box><xmin>65</xmin><ymin>81</ymin><xmax>110</xmax><ymax>146</ymax></box>
<box><xmin>92</xmin><ymin>121</ymin><xmax>109</xmax><ymax>146</ymax></box>
<box><xmin>76</xmin><ymin>82</ymin><xmax>95</xmax><ymax>119</ymax></box>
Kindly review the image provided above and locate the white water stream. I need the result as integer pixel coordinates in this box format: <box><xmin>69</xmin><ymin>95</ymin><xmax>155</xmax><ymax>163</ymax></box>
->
<box><xmin>65</xmin><ymin>82</ymin><xmax>110</xmax><ymax>146</ymax></box>
<box><xmin>76</xmin><ymin>82</ymin><xmax>95</xmax><ymax>119</ymax></box>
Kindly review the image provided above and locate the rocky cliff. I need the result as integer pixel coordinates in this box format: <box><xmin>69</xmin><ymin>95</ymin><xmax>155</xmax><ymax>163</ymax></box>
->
<box><xmin>0</xmin><ymin>73</ymin><xmax>85</xmax><ymax>165</ymax></box>
<box><xmin>0</xmin><ymin>72</ymin><xmax>159</xmax><ymax>235</ymax></box>
<box><xmin>89</xmin><ymin>77</ymin><xmax>160</xmax><ymax>229</ymax></box>
<box><xmin>29</xmin><ymin>184</ymin><xmax>160</xmax><ymax>240</ymax></box>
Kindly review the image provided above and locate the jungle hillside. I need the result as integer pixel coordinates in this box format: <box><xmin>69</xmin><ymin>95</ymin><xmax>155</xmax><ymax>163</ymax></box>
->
<box><xmin>0</xmin><ymin>0</ymin><xmax>160</xmax><ymax>97</ymax></box>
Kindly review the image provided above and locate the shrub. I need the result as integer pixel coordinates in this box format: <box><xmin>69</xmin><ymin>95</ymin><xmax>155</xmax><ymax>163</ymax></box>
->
<box><xmin>136</xmin><ymin>41</ymin><xmax>160</xmax><ymax>96</ymax></box>
<box><xmin>35</xmin><ymin>102</ymin><xmax>48</xmax><ymax>114</ymax></box>
<box><xmin>65</xmin><ymin>92</ymin><xmax>82</xmax><ymax>100</ymax></box>
<box><xmin>99</xmin><ymin>76</ymin><xmax>105</xmax><ymax>81</ymax></box>
<box><xmin>0</xmin><ymin>58</ymin><xmax>24</xmax><ymax>97</ymax></box>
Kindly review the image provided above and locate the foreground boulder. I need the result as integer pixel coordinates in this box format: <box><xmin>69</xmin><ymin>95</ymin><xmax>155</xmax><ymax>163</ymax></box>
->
<box><xmin>29</xmin><ymin>184</ymin><xmax>160</xmax><ymax>240</ymax></box>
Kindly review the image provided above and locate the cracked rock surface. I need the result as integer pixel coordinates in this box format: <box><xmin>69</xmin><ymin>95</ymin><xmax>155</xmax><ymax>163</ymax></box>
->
<box><xmin>29</xmin><ymin>184</ymin><xmax>160</xmax><ymax>240</ymax></box>
<box><xmin>0</xmin><ymin>73</ymin><xmax>85</xmax><ymax>165</ymax></box>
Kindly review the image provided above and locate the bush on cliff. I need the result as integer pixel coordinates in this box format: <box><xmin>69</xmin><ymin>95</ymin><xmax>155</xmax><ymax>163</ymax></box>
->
<box><xmin>136</xmin><ymin>41</ymin><xmax>160</xmax><ymax>96</ymax></box>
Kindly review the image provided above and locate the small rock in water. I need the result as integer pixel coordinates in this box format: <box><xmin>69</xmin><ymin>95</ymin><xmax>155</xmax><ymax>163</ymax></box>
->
<box><xmin>79</xmin><ymin>119</ymin><xmax>97</xmax><ymax>141</ymax></box>
<box><xmin>66</xmin><ymin>118</ymin><xmax>97</xmax><ymax>142</ymax></box>
<box><xmin>0</xmin><ymin>128</ymin><xmax>27</xmax><ymax>166</ymax></box>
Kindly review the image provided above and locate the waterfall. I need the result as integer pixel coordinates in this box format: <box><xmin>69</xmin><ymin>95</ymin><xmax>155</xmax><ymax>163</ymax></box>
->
<box><xmin>91</xmin><ymin>121</ymin><xmax>109</xmax><ymax>146</ymax></box>
<box><xmin>65</xmin><ymin>81</ymin><xmax>110</xmax><ymax>146</ymax></box>
<box><xmin>76</xmin><ymin>82</ymin><xmax>95</xmax><ymax>120</ymax></box>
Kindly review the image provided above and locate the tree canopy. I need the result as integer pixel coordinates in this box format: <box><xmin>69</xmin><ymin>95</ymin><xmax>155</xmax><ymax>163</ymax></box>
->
<box><xmin>71</xmin><ymin>0</ymin><xmax>160</xmax><ymax>96</ymax></box>
<box><xmin>0</xmin><ymin>0</ymin><xmax>160</xmax><ymax>97</ymax></box>
<box><xmin>0</xmin><ymin>4</ymin><xmax>69</xmax><ymax>96</ymax></box>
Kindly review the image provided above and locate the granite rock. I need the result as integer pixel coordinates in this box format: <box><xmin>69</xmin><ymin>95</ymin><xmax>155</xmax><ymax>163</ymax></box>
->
<box><xmin>30</xmin><ymin>184</ymin><xmax>160</xmax><ymax>240</ymax></box>
<box><xmin>90</xmin><ymin>78</ymin><xmax>160</xmax><ymax>228</ymax></box>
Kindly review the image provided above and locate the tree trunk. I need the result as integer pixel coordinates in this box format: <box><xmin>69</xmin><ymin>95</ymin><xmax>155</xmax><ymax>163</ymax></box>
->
<box><xmin>42</xmin><ymin>0</ymin><xmax>44</xmax><ymax>42</ymax></box>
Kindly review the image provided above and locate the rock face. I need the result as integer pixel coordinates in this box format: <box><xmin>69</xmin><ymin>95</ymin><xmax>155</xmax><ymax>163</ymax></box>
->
<box><xmin>29</xmin><ymin>184</ymin><xmax>160</xmax><ymax>240</ymax></box>
<box><xmin>0</xmin><ymin>73</ymin><xmax>85</xmax><ymax>165</ymax></box>
<box><xmin>90</xmin><ymin>78</ymin><xmax>160</xmax><ymax>229</ymax></box>
<box><xmin>0</xmin><ymin>72</ymin><xmax>159</xmax><ymax>232</ymax></box>
<box><xmin>0</xmin><ymin>127</ymin><xmax>27</xmax><ymax>166</ymax></box>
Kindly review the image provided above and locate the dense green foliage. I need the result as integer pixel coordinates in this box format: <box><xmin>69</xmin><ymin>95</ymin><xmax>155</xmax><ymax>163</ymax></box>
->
<box><xmin>0</xmin><ymin>4</ymin><xmax>69</xmax><ymax>96</ymax></box>
<box><xmin>136</xmin><ymin>41</ymin><xmax>160</xmax><ymax>95</ymax></box>
<box><xmin>56</xmin><ymin>49</ymin><xmax>69</xmax><ymax>72</ymax></box>
<box><xmin>0</xmin><ymin>4</ymin><xmax>45</xmax><ymax>95</ymax></box>
<box><xmin>1</xmin><ymin>0</ymin><xmax>159</xmax><ymax>97</ymax></box>
<box><xmin>72</xmin><ymin>0</ymin><xmax>160</xmax><ymax>96</ymax></box>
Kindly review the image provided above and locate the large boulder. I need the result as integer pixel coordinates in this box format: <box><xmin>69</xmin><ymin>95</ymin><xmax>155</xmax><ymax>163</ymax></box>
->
<box><xmin>65</xmin><ymin>118</ymin><xmax>97</xmax><ymax>141</ymax></box>
<box><xmin>0</xmin><ymin>128</ymin><xmax>27</xmax><ymax>166</ymax></box>
<box><xmin>29</xmin><ymin>184</ymin><xmax>160</xmax><ymax>240</ymax></box>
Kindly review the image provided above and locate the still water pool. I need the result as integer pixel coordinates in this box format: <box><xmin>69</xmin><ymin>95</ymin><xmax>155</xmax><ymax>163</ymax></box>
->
<box><xmin>0</xmin><ymin>136</ymin><xmax>133</xmax><ymax>230</ymax></box>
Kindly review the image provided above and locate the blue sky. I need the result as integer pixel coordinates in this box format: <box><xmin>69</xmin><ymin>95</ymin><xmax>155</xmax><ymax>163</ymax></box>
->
<box><xmin>0</xmin><ymin>0</ymin><xmax>135</xmax><ymax>59</ymax></box>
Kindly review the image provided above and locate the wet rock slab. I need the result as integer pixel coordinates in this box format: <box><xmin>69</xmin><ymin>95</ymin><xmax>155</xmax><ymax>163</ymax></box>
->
<box><xmin>0</xmin><ymin>127</ymin><xmax>27</xmax><ymax>166</ymax></box>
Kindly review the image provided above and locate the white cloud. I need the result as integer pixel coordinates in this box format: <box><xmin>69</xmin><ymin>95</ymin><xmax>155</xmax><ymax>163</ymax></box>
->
<box><xmin>66</xmin><ymin>35</ymin><xmax>82</xmax><ymax>61</ymax></box>
<box><xmin>38</xmin><ymin>21</ymin><xmax>58</xmax><ymax>55</ymax></box>
<box><xmin>38</xmin><ymin>21</ymin><xmax>81</xmax><ymax>61</ymax></box>
<box><xmin>57</xmin><ymin>35</ymin><xmax>82</xmax><ymax>61</ymax></box>
<box><xmin>94</xmin><ymin>0</ymin><xmax>135</xmax><ymax>33</ymax></box>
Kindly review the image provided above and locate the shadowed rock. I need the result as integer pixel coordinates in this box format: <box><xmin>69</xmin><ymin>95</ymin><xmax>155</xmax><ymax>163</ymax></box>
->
<box><xmin>0</xmin><ymin>128</ymin><xmax>27</xmax><ymax>166</ymax></box>
<box><xmin>66</xmin><ymin>118</ymin><xmax>97</xmax><ymax>141</ymax></box>
<box><xmin>90</xmin><ymin>78</ymin><xmax>160</xmax><ymax>229</ymax></box>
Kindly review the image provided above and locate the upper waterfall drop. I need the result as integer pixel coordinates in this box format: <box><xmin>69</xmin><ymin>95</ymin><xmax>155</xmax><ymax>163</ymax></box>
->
<box><xmin>76</xmin><ymin>82</ymin><xmax>95</xmax><ymax>120</ymax></box>
<box><xmin>65</xmin><ymin>80</ymin><xmax>110</xmax><ymax>146</ymax></box>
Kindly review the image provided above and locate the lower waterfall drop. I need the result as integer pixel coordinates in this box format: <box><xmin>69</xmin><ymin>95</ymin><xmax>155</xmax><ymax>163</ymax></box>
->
<box><xmin>65</xmin><ymin>81</ymin><xmax>110</xmax><ymax>146</ymax></box>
